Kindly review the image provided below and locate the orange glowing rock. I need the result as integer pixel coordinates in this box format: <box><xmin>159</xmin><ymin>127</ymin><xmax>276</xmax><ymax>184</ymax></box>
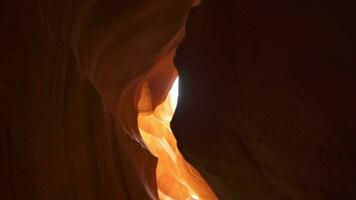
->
<box><xmin>138</xmin><ymin>78</ymin><xmax>218</xmax><ymax>200</ymax></box>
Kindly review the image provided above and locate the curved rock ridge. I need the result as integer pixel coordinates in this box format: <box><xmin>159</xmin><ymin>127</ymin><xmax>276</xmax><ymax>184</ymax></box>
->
<box><xmin>0</xmin><ymin>0</ymin><xmax>196</xmax><ymax>199</ymax></box>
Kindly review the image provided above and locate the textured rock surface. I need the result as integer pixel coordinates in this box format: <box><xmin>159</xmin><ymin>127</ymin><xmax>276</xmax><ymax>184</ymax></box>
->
<box><xmin>173</xmin><ymin>0</ymin><xmax>356</xmax><ymax>199</ymax></box>
<box><xmin>0</xmin><ymin>0</ymin><xmax>192</xmax><ymax>199</ymax></box>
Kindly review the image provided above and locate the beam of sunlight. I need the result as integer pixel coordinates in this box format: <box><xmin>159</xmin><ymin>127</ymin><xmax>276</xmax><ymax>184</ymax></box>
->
<box><xmin>169</xmin><ymin>77</ymin><xmax>179</xmax><ymax>111</ymax></box>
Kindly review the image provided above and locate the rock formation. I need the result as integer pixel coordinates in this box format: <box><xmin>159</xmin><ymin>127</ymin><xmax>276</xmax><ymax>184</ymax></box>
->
<box><xmin>1</xmin><ymin>0</ymin><xmax>193</xmax><ymax>199</ymax></box>
<box><xmin>1</xmin><ymin>0</ymin><xmax>355</xmax><ymax>199</ymax></box>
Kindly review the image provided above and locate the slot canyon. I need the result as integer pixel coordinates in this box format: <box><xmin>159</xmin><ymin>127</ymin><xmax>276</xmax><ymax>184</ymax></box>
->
<box><xmin>1</xmin><ymin>0</ymin><xmax>356</xmax><ymax>200</ymax></box>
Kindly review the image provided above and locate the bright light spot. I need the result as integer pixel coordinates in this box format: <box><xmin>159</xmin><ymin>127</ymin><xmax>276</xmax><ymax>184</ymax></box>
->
<box><xmin>191</xmin><ymin>194</ymin><xmax>200</xmax><ymax>200</ymax></box>
<box><xmin>169</xmin><ymin>77</ymin><xmax>179</xmax><ymax>110</ymax></box>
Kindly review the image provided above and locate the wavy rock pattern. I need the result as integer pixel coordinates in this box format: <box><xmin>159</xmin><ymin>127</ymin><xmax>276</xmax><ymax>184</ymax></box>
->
<box><xmin>1</xmin><ymin>0</ymin><xmax>193</xmax><ymax>199</ymax></box>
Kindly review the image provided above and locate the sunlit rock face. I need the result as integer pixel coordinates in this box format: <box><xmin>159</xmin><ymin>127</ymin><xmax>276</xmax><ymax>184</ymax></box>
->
<box><xmin>174</xmin><ymin>0</ymin><xmax>356</xmax><ymax>199</ymax></box>
<box><xmin>138</xmin><ymin>77</ymin><xmax>217</xmax><ymax>200</ymax></box>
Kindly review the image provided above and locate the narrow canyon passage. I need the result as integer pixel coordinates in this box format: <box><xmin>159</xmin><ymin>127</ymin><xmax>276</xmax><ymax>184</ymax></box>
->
<box><xmin>137</xmin><ymin>77</ymin><xmax>217</xmax><ymax>200</ymax></box>
<box><xmin>2</xmin><ymin>1</ymin><xmax>355</xmax><ymax>199</ymax></box>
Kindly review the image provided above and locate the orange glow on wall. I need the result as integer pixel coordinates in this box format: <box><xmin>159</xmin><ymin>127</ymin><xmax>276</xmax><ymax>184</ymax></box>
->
<box><xmin>138</xmin><ymin>77</ymin><xmax>218</xmax><ymax>200</ymax></box>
